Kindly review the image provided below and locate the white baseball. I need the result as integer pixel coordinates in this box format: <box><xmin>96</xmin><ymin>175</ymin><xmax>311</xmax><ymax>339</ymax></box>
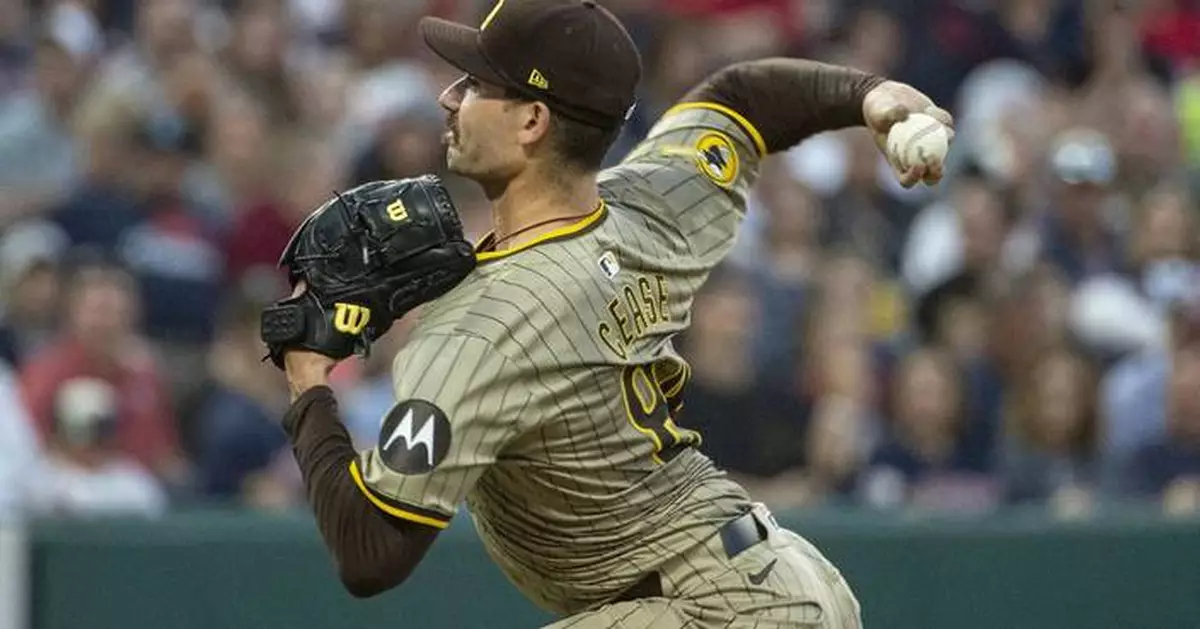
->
<box><xmin>886</xmin><ymin>112</ymin><xmax>951</xmax><ymax>171</ymax></box>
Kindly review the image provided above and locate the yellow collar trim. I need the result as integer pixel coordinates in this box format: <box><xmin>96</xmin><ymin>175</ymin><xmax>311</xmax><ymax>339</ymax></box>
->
<box><xmin>475</xmin><ymin>200</ymin><xmax>607</xmax><ymax>263</ymax></box>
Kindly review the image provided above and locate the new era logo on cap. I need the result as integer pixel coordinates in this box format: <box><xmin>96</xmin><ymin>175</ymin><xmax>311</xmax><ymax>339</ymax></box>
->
<box><xmin>528</xmin><ymin>69</ymin><xmax>549</xmax><ymax>90</ymax></box>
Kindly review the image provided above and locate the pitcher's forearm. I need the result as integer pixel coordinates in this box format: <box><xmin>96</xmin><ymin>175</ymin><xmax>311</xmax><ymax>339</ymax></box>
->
<box><xmin>683</xmin><ymin>58</ymin><xmax>885</xmax><ymax>154</ymax></box>
<box><xmin>283</xmin><ymin>387</ymin><xmax>438</xmax><ymax>597</ymax></box>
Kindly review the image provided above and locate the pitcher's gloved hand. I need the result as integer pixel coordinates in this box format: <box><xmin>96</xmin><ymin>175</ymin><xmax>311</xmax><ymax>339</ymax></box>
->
<box><xmin>260</xmin><ymin>175</ymin><xmax>477</xmax><ymax>370</ymax></box>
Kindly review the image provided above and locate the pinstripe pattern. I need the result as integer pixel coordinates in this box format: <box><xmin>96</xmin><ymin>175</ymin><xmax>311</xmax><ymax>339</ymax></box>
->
<box><xmin>355</xmin><ymin>108</ymin><xmax>860</xmax><ymax>626</ymax></box>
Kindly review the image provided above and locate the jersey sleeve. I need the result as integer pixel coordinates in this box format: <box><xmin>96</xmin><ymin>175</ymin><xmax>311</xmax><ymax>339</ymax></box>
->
<box><xmin>352</xmin><ymin>333</ymin><xmax>529</xmax><ymax>529</ymax></box>
<box><xmin>601</xmin><ymin>102</ymin><xmax>767</xmax><ymax>267</ymax></box>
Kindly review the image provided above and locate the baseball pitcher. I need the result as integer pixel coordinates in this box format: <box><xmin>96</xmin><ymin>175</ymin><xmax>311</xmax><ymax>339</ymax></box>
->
<box><xmin>261</xmin><ymin>1</ymin><xmax>953</xmax><ymax>627</ymax></box>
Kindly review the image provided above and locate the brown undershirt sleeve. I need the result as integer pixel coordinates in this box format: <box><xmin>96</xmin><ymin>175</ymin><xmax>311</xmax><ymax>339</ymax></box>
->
<box><xmin>683</xmin><ymin>58</ymin><xmax>886</xmax><ymax>154</ymax></box>
<box><xmin>281</xmin><ymin>386</ymin><xmax>439</xmax><ymax>598</ymax></box>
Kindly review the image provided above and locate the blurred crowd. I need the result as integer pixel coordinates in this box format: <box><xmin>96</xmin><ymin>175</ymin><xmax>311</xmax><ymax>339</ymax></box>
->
<box><xmin>1</xmin><ymin>0</ymin><xmax>1199</xmax><ymax>522</ymax></box>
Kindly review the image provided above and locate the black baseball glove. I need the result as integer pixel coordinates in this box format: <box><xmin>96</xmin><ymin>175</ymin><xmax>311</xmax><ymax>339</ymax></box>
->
<box><xmin>259</xmin><ymin>175</ymin><xmax>476</xmax><ymax>369</ymax></box>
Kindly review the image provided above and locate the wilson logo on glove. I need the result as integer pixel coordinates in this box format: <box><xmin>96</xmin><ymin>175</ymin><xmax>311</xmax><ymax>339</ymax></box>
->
<box><xmin>386</xmin><ymin>199</ymin><xmax>409</xmax><ymax>222</ymax></box>
<box><xmin>333</xmin><ymin>303</ymin><xmax>371</xmax><ymax>335</ymax></box>
<box><xmin>259</xmin><ymin>175</ymin><xmax>477</xmax><ymax>370</ymax></box>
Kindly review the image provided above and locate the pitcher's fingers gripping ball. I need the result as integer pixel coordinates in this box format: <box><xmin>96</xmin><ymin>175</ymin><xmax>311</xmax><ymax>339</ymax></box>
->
<box><xmin>862</xmin><ymin>81</ymin><xmax>955</xmax><ymax>187</ymax></box>
<box><xmin>887</xmin><ymin>112</ymin><xmax>953</xmax><ymax>180</ymax></box>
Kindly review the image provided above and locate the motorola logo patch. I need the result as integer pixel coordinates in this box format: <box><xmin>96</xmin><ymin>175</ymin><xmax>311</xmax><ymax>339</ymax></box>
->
<box><xmin>378</xmin><ymin>400</ymin><xmax>452</xmax><ymax>475</ymax></box>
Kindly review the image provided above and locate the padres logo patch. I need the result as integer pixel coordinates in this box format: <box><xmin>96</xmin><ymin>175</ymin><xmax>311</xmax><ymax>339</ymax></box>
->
<box><xmin>694</xmin><ymin>132</ymin><xmax>739</xmax><ymax>188</ymax></box>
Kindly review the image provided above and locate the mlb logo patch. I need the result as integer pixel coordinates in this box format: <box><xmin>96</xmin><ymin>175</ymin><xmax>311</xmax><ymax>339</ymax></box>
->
<box><xmin>598</xmin><ymin>251</ymin><xmax>620</xmax><ymax>280</ymax></box>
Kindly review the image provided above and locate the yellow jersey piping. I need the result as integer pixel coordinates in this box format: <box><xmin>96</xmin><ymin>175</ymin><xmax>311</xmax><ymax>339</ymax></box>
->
<box><xmin>348</xmin><ymin>460</ymin><xmax>451</xmax><ymax>529</ymax></box>
<box><xmin>475</xmin><ymin>200</ymin><xmax>607</xmax><ymax>264</ymax></box>
<box><xmin>662</xmin><ymin>102</ymin><xmax>768</xmax><ymax>157</ymax></box>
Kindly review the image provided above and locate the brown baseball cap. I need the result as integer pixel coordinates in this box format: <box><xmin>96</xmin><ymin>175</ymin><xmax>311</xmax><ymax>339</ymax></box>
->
<box><xmin>420</xmin><ymin>0</ymin><xmax>642</xmax><ymax>129</ymax></box>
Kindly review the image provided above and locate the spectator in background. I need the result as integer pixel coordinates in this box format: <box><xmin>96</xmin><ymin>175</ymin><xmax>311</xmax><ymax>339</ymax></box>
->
<box><xmin>799</xmin><ymin>393</ymin><xmax>866</xmax><ymax>507</ymax></box>
<box><xmin>1104</xmin><ymin>283</ymin><xmax>1200</xmax><ymax>493</ymax></box>
<box><xmin>917</xmin><ymin>274</ymin><xmax>992</xmax><ymax>366</ymax></box>
<box><xmin>19</xmin><ymin>262</ymin><xmax>182</xmax><ymax>484</ymax></box>
<box><xmin>0</xmin><ymin>29</ymin><xmax>92</xmax><ymax>226</ymax></box>
<box><xmin>350</xmin><ymin>105</ymin><xmax>447</xmax><ymax>185</ymax></box>
<box><xmin>117</xmin><ymin>115</ymin><xmax>225</xmax><ymax>345</ymax></box>
<box><xmin>992</xmin><ymin>263</ymin><xmax>1075</xmax><ymax>387</ymax></box>
<box><xmin>290</xmin><ymin>48</ymin><xmax>355</xmax><ymax>152</ymax></box>
<box><xmin>1035</xmin><ymin>128</ymin><xmax>1127</xmax><ymax>287</ymax></box>
<box><xmin>1071</xmin><ymin>184</ymin><xmax>1197</xmax><ymax>357</ymax></box>
<box><xmin>224</xmin><ymin>132</ymin><xmax>345</xmax><ymax>294</ymax></box>
<box><xmin>819</xmin><ymin>130</ymin><xmax>914</xmax><ymax>276</ymax></box>
<box><xmin>0</xmin><ymin>359</ymin><xmax>41</xmax><ymax>519</ymax></box>
<box><xmin>289</xmin><ymin>0</ymin><xmax>346</xmax><ymax>43</ymax></box>
<box><xmin>886</xmin><ymin>2</ymin><xmax>981</xmax><ymax>107</ymax></box>
<box><xmin>157</xmin><ymin>48</ymin><xmax>229</xmax><ymax>222</ymax></box>
<box><xmin>0</xmin><ymin>220</ymin><xmax>68</xmax><ymax>368</ymax></box>
<box><xmin>339</xmin><ymin>0</ymin><xmax>441</xmax><ymax>156</ymax></box>
<box><xmin>339</xmin><ymin>314</ymin><xmax>418</xmax><ymax>449</ymax></box>
<box><xmin>91</xmin><ymin>114</ymin><xmax>227</xmax><ymax>408</ymax></box>
<box><xmin>902</xmin><ymin>161</ymin><xmax>1014</xmax><ymax>297</ymax></box>
<box><xmin>586</xmin><ymin>0</ymin><xmax>670</xmax><ymax>162</ymax></box>
<box><xmin>862</xmin><ymin>347</ymin><xmax>1000</xmax><ymax>512</ymax></box>
<box><xmin>785</xmin><ymin>6</ymin><xmax>917</xmax><ymax>209</ymax></box>
<box><xmin>1108</xmin><ymin>79</ymin><xmax>1182</xmax><ymax>198</ymax></box>
<box><xmin>988</xmin><ymin>0</ymin><xmax>1087</xmax><ymax>82</ymax></box>
<box><xmin>951</xmin><ymin>58</ymin><xmax>1051</xmax><ymax>203</ymax></box>
<box><xmin>1140</xmin><ymin>0</ymin><xmax>1200</xmax><ymax>71</ymax></box>
<box><xmin>888</xmin><ymin>0</ymin><xmax>1080</xmax><ymax>109</ymax></box>
<box><xmin>635</xmin><ymin>17</ymin><xmax>719</xmax><ymax>121</ymax></box>
<box><xmin>796</xmin><ymin>251</ymin><xmax>896</xmax><ymax>411</ymax></box>
<box><xmin>1127</xmin><ymin>338</ymin><xmax>1200</xmax><ymax>516</ymax></box>
<box><xmin>679</xmin><ymin>269</ymin><xmax>808</xmax><ymax>505</ymax></box>
<box><xmin>808</xmin><ymin>246</ymin><xmax>905</xmax><ymax>354</ymax></box>
<box><xmin>186</xmin><ymin>92</ymin><xmax>273</xmax><ymax>223</ymax></box>
<box><xmin>81</xmin><ymin>0</ymin><xmax>199</xmax><ymax>128</ymax></box>
<box><xmin>681</xmin><ymin>1</ymin><xmax>790</xmax><ymax>62</ymax></box>
<box><xmin>192</xmin><ymin>296</ymin><xmax>296</xmax><ymax>508</ymax></box>
<box><xmin>1076</xmin><ymin>1</ymin><xmax>1175</xmax><ymax>125</ymax></box>
<box><xmin>159</xmin><ymin>48</ymin><xmax>222</xmax><ymax>178</ymax></box>
<box><xmin>788</xmin><ymin>253</ymin><xmax>887</xmax><ymax>506</ymax></box>
<box><xmin>51</xmin><ymin>122</ymin><xmax>145</xmax><ymax>250</ymax></box>
<box><xmin>28</xmin><ymin>377</ymin><xmax>166</xmax><ymax>518</ymax></box>
<box><xmin>914</xmin><ymin>271</ymin><xmax>1006</xmax><ymax>469</ymax></box>
<box><xmin>1130</xmin><ymin>185</ymin><xmax>1199</xmax><ymax>307</ymax></box>
<box><xmin>0</xmin><ymin>0</ymin><xmax>30</xmax><ymax>98</ymax></box>
<box><xmin>732</xmin><ymin>159</ymin><xmax>824</xmax><ymax>382</ymax></box>
<box><xmin>1000</xmin><ymin>345</ymin><xmax>1100</xmax><ymax>515</ymax></box>
<box><xmin>824</xmin><ymin>6</ymin><xmax>904</xmax><ymax>78</ymax></box>
<box><xmin>52</xmin><ymin>82</ymin><xmax>142</xmax><ymax>252</ymax></box>
<box><xmin>219</xmin><ymin>0</ymin><xmax>299</xmax><ymax>126</ymax></box>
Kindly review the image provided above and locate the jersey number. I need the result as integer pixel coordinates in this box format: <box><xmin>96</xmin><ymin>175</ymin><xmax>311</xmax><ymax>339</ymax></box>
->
<box><xmin>620</xmin><ymin>363</ymin><xmax>699</xmax><ymax>464</ymax></box>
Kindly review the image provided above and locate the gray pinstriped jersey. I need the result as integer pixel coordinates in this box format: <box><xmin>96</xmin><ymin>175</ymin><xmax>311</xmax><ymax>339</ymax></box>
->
<box><xmin>356</xmin><ymin>106</ymin><xmax>766</xmax><ymax>615</ymax></box>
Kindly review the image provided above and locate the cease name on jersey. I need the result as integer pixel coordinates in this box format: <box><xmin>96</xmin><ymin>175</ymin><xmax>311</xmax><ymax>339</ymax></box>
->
<box><xmin>597</xmin><ymin>273</ymin><xmax>670</xmax><ymax>360</ymax></box>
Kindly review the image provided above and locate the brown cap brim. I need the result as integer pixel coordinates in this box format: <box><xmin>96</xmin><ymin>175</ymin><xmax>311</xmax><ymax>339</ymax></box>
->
<box><xmin>419</xmin><ymin>17</ymin><xmax>510</xmax><ymax>88</ymax></box>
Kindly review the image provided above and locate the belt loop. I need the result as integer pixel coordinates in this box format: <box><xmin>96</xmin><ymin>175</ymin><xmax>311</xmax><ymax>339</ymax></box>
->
<box><xmin>719</xmin><ymin>509</ymin><xmax>769</xmax><ymax>559</ymax></box>
<box><xmin>754</xmin><ymin>502</ymin><xmax>779</xmax><ymax>532</ymax></box>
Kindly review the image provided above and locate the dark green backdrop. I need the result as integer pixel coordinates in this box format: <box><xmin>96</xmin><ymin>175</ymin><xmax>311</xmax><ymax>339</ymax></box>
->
<box><xmin>29</xmin><ymin>508</ymin><xmax>1200</xmax><ymax>629</ymax></box>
